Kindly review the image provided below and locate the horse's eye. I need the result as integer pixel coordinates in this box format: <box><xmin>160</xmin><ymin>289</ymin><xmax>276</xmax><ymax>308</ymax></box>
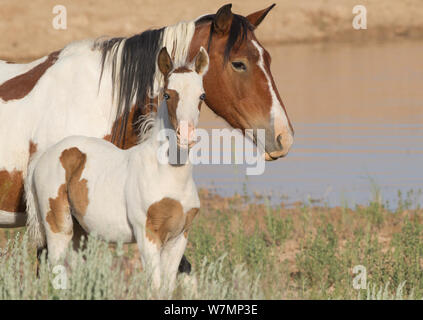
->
<box><xmin>163</xmin><ymin>93</ymin><xmax>170</xmax><ymax>100</ymax></box>
<box><xmin>231</xmin><ymin>61</ymin><xmax>247</xmax><ymax>71</ymax></box>
<box><xmin>200</xmin><ymin>93</ymin><xmax>206</xmax><ymax>101</ymax></box>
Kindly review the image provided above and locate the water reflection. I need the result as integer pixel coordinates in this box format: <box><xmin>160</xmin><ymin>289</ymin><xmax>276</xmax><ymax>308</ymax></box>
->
<box><xmin>194</xmin><ymin>41</ymin><xmax>423</xmax><ymax>207</ymax></box>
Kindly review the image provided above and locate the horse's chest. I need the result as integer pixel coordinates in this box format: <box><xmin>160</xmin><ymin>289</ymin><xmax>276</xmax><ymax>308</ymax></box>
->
<box><xmin>145</xmin><ymin>197</ymin><xmax>198</xmax><ymax>248</ymax></box>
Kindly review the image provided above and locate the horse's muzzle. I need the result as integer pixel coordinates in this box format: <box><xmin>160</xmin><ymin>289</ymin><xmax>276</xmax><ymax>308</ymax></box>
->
<box><xmin>265</xmin><ymin>131</ymin><xmax>294</xmax><ymax>160</ymax></box>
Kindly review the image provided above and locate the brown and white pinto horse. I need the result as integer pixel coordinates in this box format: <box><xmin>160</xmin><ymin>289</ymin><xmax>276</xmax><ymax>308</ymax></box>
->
<box><xmin>0</xmin><ymin>5</ymin><xmax>293</xmax><ymax>229</ymax></box>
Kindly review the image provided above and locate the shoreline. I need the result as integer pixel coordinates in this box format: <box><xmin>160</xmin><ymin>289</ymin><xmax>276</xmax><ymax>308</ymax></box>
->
<box><xmin>2</xmin><ymin>36</ymin><xmax>422</xmax><ymax>64</ymax></box>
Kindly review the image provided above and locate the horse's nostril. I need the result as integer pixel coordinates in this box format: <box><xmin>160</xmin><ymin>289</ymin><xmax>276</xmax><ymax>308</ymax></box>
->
<box><xmin>276</xmin><ymin>134</ymin><xmax>283</xmax><ymax>149</ymax></box>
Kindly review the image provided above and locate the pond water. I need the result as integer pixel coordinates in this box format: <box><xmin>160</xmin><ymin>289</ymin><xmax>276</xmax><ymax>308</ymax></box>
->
<box><xmin>194</xmin><ymin>40</ymin><xmax>423</xmax><ymax>208</ymax></box>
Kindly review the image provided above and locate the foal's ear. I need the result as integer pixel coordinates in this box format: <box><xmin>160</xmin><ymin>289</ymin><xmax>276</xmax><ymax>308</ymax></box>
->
<box><xmin>246</xmin><ymin>4</ymin><xmax>276</xmax><ymax>28</ymax></box>
<box><xmin>194</xmin><ymin>47</ymin><xmax>209</xmax><ymax>76</ymax></box>
<box><xmin>213</xmin><ymin>3</ymin><xmax>233</xmax><ymax>35</ymax></box>
<box><xmin>158</xmin><ymin>47</ymin><xmax>173</xmax><ymax>77</ymax></box>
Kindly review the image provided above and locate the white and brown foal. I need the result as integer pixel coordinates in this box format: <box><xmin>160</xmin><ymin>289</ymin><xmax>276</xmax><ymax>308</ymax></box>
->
<box><xmin>25</xmin><ymin>47</ymin><xmax>209</xmax><ymax>291</ymax></box>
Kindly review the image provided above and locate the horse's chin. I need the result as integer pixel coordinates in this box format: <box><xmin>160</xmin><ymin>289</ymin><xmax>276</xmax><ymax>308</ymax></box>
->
<box><xmin>265</xmin><ymin>152</ymin><xmax>285</xmax><ymax>161</ymax></box>
<box><xmin>265</xmin><ymin>153</ymin><xmax>276</xmax><ymax>161</ymax></box>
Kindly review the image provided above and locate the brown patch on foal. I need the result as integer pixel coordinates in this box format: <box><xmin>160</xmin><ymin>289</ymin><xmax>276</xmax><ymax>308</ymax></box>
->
<box><xmin>164</xmin><ymin>89</ymin><xmax>179</xmax><ymax>130</ymax></box>
<box><xmin>60</xmin><ymin>148</ymin><xmax>89</xmax><ymax>220</ymax></box>
<box><xmin>46</xmin><ymin>184</ymin><xmax>71</xmax><ymax>234</ymax></box>
<box><xmin>46</xmin><ymin>147</ymin><xmax>89</xmax><ymax>233</ymax></box>
<box><xmin>0</xmin><ymin>51</ymin><xmax>60</xmax><ymax>102</ymax></box>
<box><xmin>0</xmin><ymin>170</ymin><xmax>25</xmax><ymax>212</ymax></box>
<box><xmin>146</xmin><ymin>197</ymin><xmax>185</xmax><ymax>247</ymax></box>
<box><xmin>183</xmin><ymin>207</ymin><xmax>199</xmax><ymax>238</ymax></box>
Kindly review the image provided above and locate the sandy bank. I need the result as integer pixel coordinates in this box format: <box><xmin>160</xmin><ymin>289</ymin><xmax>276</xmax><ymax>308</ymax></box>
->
<box><xmin>0</xmin><ymin>0</ymin><xmax>422</xmax><ymax>61</ymax></box>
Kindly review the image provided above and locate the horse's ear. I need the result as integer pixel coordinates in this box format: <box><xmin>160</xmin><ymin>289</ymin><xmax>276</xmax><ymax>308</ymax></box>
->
<box><xmin>246</xmin><ymin>4</ymin><xmax>276</xmax><ymax>28</ymax></box>
<box><xmin>194</xmin><ymin>47</ymin><xmax>209</xmax><ymax>76</ymax></box>
<box><xmin>213</xmin><ymin>4</ymin><xmax>233</xmax><ymax>35</ymax></box>
<box><xmin>157</xmin><ymin>47</ymin><xmax>173</xmax><ymax>77</ymax></box>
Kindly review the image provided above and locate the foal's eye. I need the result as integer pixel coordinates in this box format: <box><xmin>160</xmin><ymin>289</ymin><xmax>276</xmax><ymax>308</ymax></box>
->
<box><xmin>231</xmin><ymin>61</ymin><xmax>247</xmax><ymax>71</ymax></box>
<box><xmin>200</xmin><ymin>93</ymin><xmax>206</xmax><ymax>101</ymax></box>
<box><xmin>163</xmin><ymin>93</ymin><xmax>170</xmax><ymax>100</ymax></box>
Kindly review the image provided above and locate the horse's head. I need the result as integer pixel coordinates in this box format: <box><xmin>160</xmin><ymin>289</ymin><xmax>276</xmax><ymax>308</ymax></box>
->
<box><xmin>189</xmin><ymin>4</ymin><xmax>293</xmax><ymax>160</ymax></box>
<box><xmin>157</xmin><ymin>46</ymin><xmax>209</xmax><ymax>149</ymax></box>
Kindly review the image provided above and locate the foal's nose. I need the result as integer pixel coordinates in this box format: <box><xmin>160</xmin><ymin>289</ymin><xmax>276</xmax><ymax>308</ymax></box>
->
<box><xmin>176</xmin><ymin>121</ymin><xmax>196</xmax><ymax>147</ymax></box>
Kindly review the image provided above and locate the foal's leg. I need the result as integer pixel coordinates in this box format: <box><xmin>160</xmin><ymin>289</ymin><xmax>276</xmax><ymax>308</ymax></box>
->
<box><xmin>71</xmin><ymin>217</ymin><xmax>88</xmax><ymax>251</ymax></box>
<box><xmin>38</xmin><ymin>186</ymin><xmax>74</xmax><ymax>266</ymax></box>
<box><xmin>160</xmin><ymin>234</ymin><xmax>188</xmax><ymax>292</ymax></box>
<box><xmin>133</xmin><ymin>226</ymin><xmax>162</xmax><ymax>291</ymax></box>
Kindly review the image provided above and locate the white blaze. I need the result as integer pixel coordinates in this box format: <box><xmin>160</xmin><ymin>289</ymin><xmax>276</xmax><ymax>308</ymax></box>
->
<box><xmin>251</xmin><ymin>40</ymin><xmax>290</xmax><ymax>134</ymax></box>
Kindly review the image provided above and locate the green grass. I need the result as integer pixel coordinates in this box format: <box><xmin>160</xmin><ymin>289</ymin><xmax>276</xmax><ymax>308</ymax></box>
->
<box><xmin>0</xmin><ymin>190</ymin><xmax>422</xmax><ymax>299</ymax></box>
<box><xmin>185</xmin><ymin>190</ymin><xmax>423</xmax><ymax>300</ymax></box>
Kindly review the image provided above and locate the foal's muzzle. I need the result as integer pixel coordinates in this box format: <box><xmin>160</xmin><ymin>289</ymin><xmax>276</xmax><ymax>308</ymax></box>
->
<box><xmin>176</xmin><ymin>121</ymin><xmax>196</xmax><ymax>149</ymax></box>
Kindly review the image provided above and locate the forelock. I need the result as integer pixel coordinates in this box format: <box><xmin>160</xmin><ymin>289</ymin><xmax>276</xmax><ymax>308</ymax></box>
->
<box><xmin>196</xmin><ymin>13</ymin><xmax>254</xmax><ymax>64</ymax></box>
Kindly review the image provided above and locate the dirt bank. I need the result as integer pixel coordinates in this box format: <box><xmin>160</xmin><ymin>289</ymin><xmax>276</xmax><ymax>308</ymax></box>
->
<box><xmin>1</xmin><ymin>0</ymin><xmax>422</xmax><ymax>61</ymax></box>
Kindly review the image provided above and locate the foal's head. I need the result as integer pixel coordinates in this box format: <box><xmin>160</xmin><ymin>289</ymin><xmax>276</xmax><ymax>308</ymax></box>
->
<box><xmin>157</xmin><ymin>47</ymin><xmax>209</xmax><ymax>149</ymax></box>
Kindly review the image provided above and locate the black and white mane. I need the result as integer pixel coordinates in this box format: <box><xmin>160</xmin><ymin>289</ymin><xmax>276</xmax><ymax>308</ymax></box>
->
<box><xmin>96</xmin><ymin>29</ymin><xmax>163</xmax><ymax>145</ymax></box>
<box><xmin>95</xmin><ymin>15</ymin><xmax>253</xmax><ymax>146</ymax></box>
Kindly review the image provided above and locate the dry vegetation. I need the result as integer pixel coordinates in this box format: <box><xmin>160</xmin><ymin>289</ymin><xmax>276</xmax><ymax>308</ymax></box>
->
<box><xmin>1</xmin><ymin>189</ymin><xmax>422</xmax><ymax>299</ymax></box>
